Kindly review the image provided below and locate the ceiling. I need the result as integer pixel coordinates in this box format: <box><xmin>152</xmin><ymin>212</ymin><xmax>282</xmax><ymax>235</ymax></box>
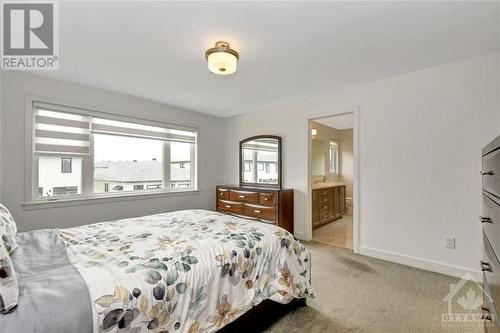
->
<box><xmin>315</xmin><ymin>114</ymin><xmax>354</xmax><ymax>130</ymax></box>
<box><xmin>35</xmin><ymin>1</ymin><xmax>499</xmax><ymax>118</ymax></box>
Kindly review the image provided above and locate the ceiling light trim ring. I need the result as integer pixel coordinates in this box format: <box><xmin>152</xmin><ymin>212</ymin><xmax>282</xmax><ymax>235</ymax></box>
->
<box><xmin>205</xmin><ymin>41</ymin><xmax>239</xmax><ymax>60</ymax></box>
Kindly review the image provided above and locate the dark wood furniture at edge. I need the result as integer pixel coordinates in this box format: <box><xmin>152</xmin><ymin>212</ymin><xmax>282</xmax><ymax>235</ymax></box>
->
<box><xmin>481</xmin><ymin>134</ymin><xmax>500</xmax><ymax>332</ymax></box>
<box><xmin>216</xmin><ymin>185</ymin><xmax>294</xmax><ymax>234</ymax></box>
<box><xmin>219</xmin><ymin>298</ymin><xmax>306</xmax><ymax>332</ymax></box>
<box><xmin>312</xmin><ymin>185</ymin><xmax>347</xmax><ymax>229</ymax></box>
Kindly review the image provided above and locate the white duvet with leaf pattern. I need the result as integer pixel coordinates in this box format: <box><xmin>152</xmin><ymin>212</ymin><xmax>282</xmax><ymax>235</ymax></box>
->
<box><xmin>59</xmin><ymin>209</ymin><xmax>312</xmax><ymax>333</ymax></box>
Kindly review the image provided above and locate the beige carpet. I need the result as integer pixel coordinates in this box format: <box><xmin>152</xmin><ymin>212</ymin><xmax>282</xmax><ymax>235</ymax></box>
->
<box><xmin>259</xmin><ymin>242</ymin><xmax>484</xmax><ymax>333</ymax></box>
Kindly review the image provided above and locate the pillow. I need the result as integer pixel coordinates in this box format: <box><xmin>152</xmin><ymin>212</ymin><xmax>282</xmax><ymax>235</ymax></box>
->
<box><xmin>0</xmin><ymin>204</ymin><xmax>17</xmax><ymax>255</ymax></box>
<box><xmin>0</xmin><ymin>240</ymin><xmax>18</xmax><ymax>313</ymax></box>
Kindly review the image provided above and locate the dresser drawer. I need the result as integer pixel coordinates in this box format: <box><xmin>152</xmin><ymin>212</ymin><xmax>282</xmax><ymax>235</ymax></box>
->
<box><xmin>320</xmin><ymin>195</ymin><xmax>329</xmax><ymax>204</ymax></box>
<box><xmin>483</xmin><ymin>275</ymin><xmax>500</xmax><ymax>329</ymax></box>
<box><xmin>482</xmin><ymin>233</ymin><xmax>500</xmax><ymax>325</ymax></box>
<box><xmin>483</xmin><ymin>193</ymin><xmax>500</xmax><ymax>254</ymax></box>
<box><xmin>259</xmin><ymin>192</ymin><xmax>277</xmax><ymax>206</ymax></box>
<box><xmin>217</xmin><ymin>188</ymin><xmax>229</xmax><ymax>200</ymax></box>
<box><xmin>483</xmin><ymin>148</ymin><xmax>500</xmax><ymax>199</ymax></box>
<box><xmin>216</xmin><ymin>185</ymin><xmax>294</xmax><ymax>234</ymax></box>
<box><xmin>243</xmin><ymin>203</ymin><xmax>276</xmax><ymax>222</ymax></box>
<box><xmin>229</xmin><ymin>190</ymin><xmax>259</xmax><ymax>203</ymax></box>
<box><xmin>217</xmin><ymin>200</ymin><xmax>243</xmax><ymax>215</ymax></box>
<box><xmin>318</xmin><ymin>189</ymin><xmax>330</xmax><ymax>197</ymax></box>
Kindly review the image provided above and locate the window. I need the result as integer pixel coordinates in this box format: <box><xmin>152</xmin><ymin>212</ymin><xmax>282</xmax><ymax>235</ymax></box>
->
<box><xmin>38</xmin><ymin>155</ymin><xmax>82</xmax><ymax>197</ymax></box>
<box><xmin>244</xmin><ymin>161</ymin><xmax>251</xmax><ymax>172</ymax></box>
<box><xmin>31</xmin><ymin>101</ymin><xmax>198</xmax><ymax>201</ymax></box>
<box><xmin>53</xmin><ymin>186</ymin><xmax>78</xmax><ymax>195</ymax></box>
<box><xmin>329</xmin><ymin>140</ymin><xmax>339</xmax><ymax>174</ymax></box>
<box><xmin>61</xmin><ymin>157</ymin><xmax>72</xmax><ymax>173</ymax></box>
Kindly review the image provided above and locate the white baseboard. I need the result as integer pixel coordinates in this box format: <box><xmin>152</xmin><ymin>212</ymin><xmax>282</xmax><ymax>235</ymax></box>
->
<box><xmin>294</xmin><ymin>231</ymin><xmax>307</xmax><ymax>240</ymax></box>
<box><xmin>359</xmin><ymin>246</ymin><xmax>482</xmax><ymax>282</ymax></box>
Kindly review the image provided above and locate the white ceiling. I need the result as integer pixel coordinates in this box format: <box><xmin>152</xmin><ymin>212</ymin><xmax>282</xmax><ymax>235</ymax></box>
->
<box><xmin>315</xmin><ymin>114</ymin><xmax>354</xmax><ymax>130</ymax></box>
<box><xmin>35</xmin><ymin>1</ymin><xmax>499</xmax><ymax>117</ymax></box>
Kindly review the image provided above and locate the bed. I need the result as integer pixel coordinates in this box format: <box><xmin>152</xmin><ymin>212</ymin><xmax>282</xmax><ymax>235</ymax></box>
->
<box><xmin>0</xmin><ymin>209</ymin><xmax>312</xmax><ymax>333</ymax></box>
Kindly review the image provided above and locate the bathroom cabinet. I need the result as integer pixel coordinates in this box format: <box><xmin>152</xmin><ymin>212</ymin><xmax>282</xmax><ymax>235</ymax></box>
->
<box><xmin>312</xmin><ymin>184</ymin><xmax>346</xmax><ymax>228</ymax></box>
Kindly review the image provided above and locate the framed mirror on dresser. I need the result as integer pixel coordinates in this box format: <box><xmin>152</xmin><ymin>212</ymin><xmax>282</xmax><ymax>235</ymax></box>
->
<box><xmin>216</xmin><ymin>135</ymin><xmax>294</xmax><ymax>234</ymax></box>
<box><xmin>240</xmin><ymin>135</ymin><xmax>282</xmax><ymax>189</ymax></box>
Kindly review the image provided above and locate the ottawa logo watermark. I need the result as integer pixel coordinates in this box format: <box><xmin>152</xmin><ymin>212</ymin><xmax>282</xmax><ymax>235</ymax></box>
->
<box><xmin>442</xmin><ymin>272</ymin><xmax>496</xmax><ymax>328</ymax></box>
<box><xmin>1</xmin><ymin>1</ymin><xmax>58</xmax><ymax>70</ymax></box>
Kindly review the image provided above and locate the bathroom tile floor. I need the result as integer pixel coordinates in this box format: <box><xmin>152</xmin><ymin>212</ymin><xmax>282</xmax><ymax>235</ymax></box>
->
<box><xmin>312</xmin><ymin>215</ymin><xmax>353</xmax><ymax>249</ymax></box>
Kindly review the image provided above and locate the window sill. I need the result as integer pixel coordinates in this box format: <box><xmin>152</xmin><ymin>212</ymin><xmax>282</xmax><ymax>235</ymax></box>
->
<box><xmin>22</xmin><ymin>189</ymin><xmax>201</xmax><ymax>210</ymax></box>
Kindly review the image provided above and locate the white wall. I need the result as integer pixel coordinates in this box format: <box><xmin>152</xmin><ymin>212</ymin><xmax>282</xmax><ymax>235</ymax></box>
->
<box><xmin>339</xmin><ymin>128</ymin><xmax>354</xmax><ymax>199</ymax></box>
<box><xmin>223</xmin><ymin>52</ymin><xmax>500</xmax><ymax>277</ymax></box>
<box><xmin>0</xmin><ymin>70</ymin><xmax>2</xmax><ymax>202</ymax></box>
<box><xmin>1</xmin><ymin>72</ymin><xmax>225</xmax><ymax>231</ymax></box>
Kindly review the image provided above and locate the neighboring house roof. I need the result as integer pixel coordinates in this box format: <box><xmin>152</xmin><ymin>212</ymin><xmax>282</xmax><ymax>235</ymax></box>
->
<box><xmin>94</xmin><ymin>161</ymin><xmax>190</xmax><ymax>182</ymax></box>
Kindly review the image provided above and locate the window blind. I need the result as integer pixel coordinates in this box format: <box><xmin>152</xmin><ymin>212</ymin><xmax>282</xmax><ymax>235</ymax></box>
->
<box><xmin>91</xmin><ymin>118</ymin><xmax>196</xmax><ymax>143</ymax></box>
<box><xmin>34</xmin><ymin>102</ymin><xmax>91</xmax><ymax>155</ymax></box>
<box><xmin>33</xmin><ymin>101</ymin><xmax>197</xmax><ymax>156</ymax></box>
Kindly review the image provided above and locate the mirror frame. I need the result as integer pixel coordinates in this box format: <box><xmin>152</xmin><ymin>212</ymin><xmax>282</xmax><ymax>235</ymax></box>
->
<box><xmin>239</xmin><ymin>135</ymin><xmax>282</xmax><ymax>189</ymax></box>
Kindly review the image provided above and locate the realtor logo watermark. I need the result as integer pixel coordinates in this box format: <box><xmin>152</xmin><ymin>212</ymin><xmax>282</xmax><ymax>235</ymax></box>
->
<box><xmin>1</xmin><ymin>1</ymin><xmax>58</xmax><ymax>70</ymax></box>
<box><xmin>442</xmin><ymin>272</ymin><xmax>495</xmax><ymax>328</ymax></box>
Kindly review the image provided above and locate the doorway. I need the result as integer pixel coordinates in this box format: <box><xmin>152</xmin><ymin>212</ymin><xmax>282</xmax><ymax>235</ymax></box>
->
<box><xmin>307</xmin><ymin>109</ymin><xmax>358</xmax><ymax>252</ymax></box>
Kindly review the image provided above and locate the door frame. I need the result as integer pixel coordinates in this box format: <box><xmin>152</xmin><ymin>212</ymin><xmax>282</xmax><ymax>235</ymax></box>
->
<box><xmin>306</xmin><ymin>105</ymin><xmax>360</xmax><ymax>253</ymax></box>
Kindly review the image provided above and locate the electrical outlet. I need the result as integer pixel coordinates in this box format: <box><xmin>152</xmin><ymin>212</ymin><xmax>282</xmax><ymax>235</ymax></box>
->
<box><xmin>445</xmin><ymin>237</ymin><xmax>456</xmax><ymax>249</ymax></box>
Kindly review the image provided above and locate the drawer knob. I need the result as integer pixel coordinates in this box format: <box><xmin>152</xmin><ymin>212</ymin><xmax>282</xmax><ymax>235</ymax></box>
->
<box><xmin>483</xmin><ymin>314</ymin><xmax>492</xmax><ymax>321</ymax></box>
<box><xmin>220</xmin><ymin>193</ymin><xmax>224</xmax><ymax>196</ymax></box>
<box><xmin>225</xmin><ymin>205</ymin><xmax>232</xmax><ymax>209</ymax></box>
<box><xmin>481</xmin><ymin>305</ymin><xmax>491</xmax><ymax>313</ymax></box>
<box><xmin>264</xmin><ymin>198</ymin><xmax>269</xmax><ymax>201</ymax></box>
<box><xmin>254</xmin><ymin>210</ymin><xmax>261</xmax><ymax>214</ymax></box>
<box><xmin>480</xmin><ymin>170</ymin><xmax>494</xmax><ymax>176</ymax></box>
<box><xmin>480</xmin><ymin>216</ymin><xmax>493</xmax><ymax>224</ymax></box>
<box><xmin>239</xmin><ymin>195</ymin><xmax>246</xmax><ymax>198</ymax></box>
<box><xmin>481</xmin><ymin>261</ymin><xmax>492</xmax><ymax>272</ymax></box>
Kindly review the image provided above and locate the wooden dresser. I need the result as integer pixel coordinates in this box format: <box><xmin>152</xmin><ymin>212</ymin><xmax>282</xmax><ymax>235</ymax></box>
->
<box><xmin>216</xmin><ymin>185</ymin><xmax>294</xmax><ymax>234</ymax></box>
<box><xmin>482</xmin><ymin>135</ymin><xmax>500</xmax><ymax>331</ymax></box>
<box><xmin>311</xmin><ymin>184</ymin><xmax>346</xmax><ymax>229</ymax></box>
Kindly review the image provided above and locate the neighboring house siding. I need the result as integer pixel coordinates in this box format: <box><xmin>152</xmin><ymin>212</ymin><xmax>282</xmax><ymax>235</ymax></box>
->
<box><xmin>38</xmin><ymin>156</ymin><xmax>82</xmax><ymax>196</ymax></box>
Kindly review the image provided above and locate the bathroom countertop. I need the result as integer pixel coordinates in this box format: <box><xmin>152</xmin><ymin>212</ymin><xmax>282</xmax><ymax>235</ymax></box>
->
<box><xmin>311</xmin><ymin>181</ymin><xmax>348</xmax><ymax>190</ymax></box>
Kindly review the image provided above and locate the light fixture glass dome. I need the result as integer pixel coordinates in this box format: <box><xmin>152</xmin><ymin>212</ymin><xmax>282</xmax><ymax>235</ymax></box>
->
<box><xmin>205</xmin><ymin>41</ymin><xmax>239</xmax><ymax>75</ymax></box>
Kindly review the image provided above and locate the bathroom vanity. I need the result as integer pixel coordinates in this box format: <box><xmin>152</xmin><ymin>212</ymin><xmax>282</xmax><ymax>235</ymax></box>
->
<box><xmin>311</xmin><ymin>182</ymin><xmax>347</xmax><ymax>229</ymax></box>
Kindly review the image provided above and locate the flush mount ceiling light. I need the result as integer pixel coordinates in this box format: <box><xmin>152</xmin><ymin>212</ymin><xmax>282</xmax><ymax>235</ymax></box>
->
<box><xmin>311</xmin><ymin>128</ymin><xmax>318</xmax><ymax>136</ymax></box>
<box><xmin>205</xmin><ymin>41</ymin><xmax>239</xmax><ymax>75</ymax></box>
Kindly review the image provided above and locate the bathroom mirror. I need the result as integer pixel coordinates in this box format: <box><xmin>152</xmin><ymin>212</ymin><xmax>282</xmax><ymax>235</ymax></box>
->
<box><xmin>240</xmin><ymin>135</ymin><xmax>282</xmax><ymax>189</ymax></box>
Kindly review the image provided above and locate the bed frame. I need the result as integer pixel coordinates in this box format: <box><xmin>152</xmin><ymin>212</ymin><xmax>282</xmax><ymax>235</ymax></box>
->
<box><xmin>219</xmin><ymin>298</ymin><xmax>307</xmax><ymax>332</ymax></box>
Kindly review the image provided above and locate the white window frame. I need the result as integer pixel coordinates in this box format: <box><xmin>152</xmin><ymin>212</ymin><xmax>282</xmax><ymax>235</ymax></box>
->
<box><xmin>23</xmin><ymin>95</ymin><xmax>200</xmax><ymax>209</ymax></box>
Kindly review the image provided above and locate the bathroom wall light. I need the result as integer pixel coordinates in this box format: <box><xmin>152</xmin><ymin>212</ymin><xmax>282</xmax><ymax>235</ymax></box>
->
<box><xmin>205</xmin><ymin>41</ymin><xmax>239</xmax><ymax>75</ymax></box>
